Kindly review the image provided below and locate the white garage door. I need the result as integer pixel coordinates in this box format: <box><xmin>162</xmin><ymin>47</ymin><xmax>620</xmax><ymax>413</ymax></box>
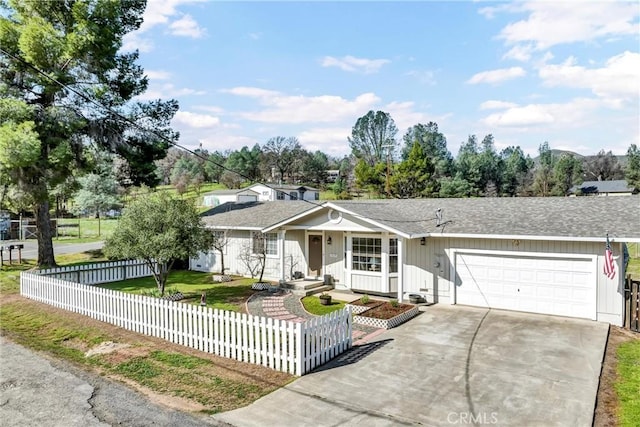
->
<box><xmin>454</xmin><ymin>252</ymin><xmax>596</xmax><ymax>320</ymax></box>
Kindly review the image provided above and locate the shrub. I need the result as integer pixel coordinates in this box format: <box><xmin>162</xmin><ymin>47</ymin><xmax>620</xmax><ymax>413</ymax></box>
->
<box><xmin>390</xmin><ymin>299</ymin><xmax>399</xmax><ymax>308</ymax></box>
<box><xmin>360</xmin><ymin>294</ymin><xmax>370</xmax><ymax>304</ymax></box>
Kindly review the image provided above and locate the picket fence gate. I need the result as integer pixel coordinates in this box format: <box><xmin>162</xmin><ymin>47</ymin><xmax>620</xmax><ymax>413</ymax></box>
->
<box><xmin>20</xmin><ymin>267</ymin><xmax>352</xmax><ymax>375</ymax></box>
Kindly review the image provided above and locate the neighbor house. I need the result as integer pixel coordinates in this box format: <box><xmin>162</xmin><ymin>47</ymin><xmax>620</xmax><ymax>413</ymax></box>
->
<box><xmin>569</xmin><ymin>180</ymin><xmax>638</xmax><ymax>197</ymax></box>
<box><xmin>248</xmin><ymin>184</ymin><xmax>320</xmax><ymax>201</ymax></box>
<box><xmin>202</xmin><ymin>188</ymin><xmax>260</xmax><ymax>207</ymax></box>
<box><xmin>191</xmin><ymin>197</ymin><xmax>640</xmax><ymax>326</ymax></box>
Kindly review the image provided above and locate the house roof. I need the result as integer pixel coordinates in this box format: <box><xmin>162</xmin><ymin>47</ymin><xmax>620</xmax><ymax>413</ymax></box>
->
<box><xmin>203</xmin><ymin>188</ymin><xmax>259</xmax><ymax>196</ymax></box>
<box><xmin>570</xmin><ymin>180</ymin><xmax>638</xmax><ymax>195</ymax></box>
<box><xmin>201</xmin><ymin>201</ymin><xmax>317</xmax><ymax>229</ymax></box>
<box><xmin>265</xmin><ymin>184</ymin><xmax>320</xmax><ymax>192</ymax></box>
<box><xmin>201</xmin><ymin>197</ymin><xmax>640</xmax><ymax>241</ymax></box>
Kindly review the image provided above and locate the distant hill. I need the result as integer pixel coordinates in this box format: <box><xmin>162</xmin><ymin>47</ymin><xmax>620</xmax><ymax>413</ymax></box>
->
<box><xmin>533</xmin><ymin>149</ymin><xmax>628</xmax><ymax>166</ymax></box>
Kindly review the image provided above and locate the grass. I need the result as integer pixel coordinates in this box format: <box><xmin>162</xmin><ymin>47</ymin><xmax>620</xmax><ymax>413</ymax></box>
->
<box><xmin>615</xmin><ymin>340</ymin><xmax>640</xmax><ymax>426</ymax></box>
<box><xmin>153</xmin><ymin>183</ymin><xmax>226</xmax><ymax>204</ymax></box>
<box><xmin>0</xmin><ymin>254</ymin><xmax>292</xmax><ymax>414</ymax></box>
<box><xmin>54</xmin><ymin>217</ymin><xmax>119</xmax><ymax>241</ymax></box>
<box><xmin>100</xmin><ymin>270</ymin><xmax>257</xmax><ymax>312</ymax></box>
<box><xmin>301</xmin><ymin>295</ymin><xmax>346</xmax><ymax>315</ymax></box>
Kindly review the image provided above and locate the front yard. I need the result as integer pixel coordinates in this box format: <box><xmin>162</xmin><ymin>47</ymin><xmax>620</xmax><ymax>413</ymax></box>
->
<box><xmin>100</xmin><ymin>271</ymin><xmax>257</xmax><ymax>312</ymax></box>
<box><xmin>0</xmin><ymin>257</ymin><xmax>293</xmax><ymax>415</ymax></box>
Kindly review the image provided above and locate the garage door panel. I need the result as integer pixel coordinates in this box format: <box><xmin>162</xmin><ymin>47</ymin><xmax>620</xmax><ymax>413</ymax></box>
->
<box><xmin>455</xmin><ymin>252</ymin><xmax>595</xmax><ymax>320</ymax></box>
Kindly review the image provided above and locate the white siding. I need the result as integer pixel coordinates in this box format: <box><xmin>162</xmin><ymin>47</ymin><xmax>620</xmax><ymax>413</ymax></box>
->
<box><xmin>401</xmin><ymin>237</ymin><xmax>624</xmax><ymax>325</ymax></box>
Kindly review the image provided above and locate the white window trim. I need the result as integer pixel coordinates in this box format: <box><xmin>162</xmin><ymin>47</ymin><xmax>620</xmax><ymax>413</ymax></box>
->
<box><xmin>252</xmin><ymin>231</ymin><xmax>279</xmax><ymax>258</ymax></box>
<box><xmin>350</xmin><ymin>234</ymin><xmax>383</xmax><ymax>275</ymax></box>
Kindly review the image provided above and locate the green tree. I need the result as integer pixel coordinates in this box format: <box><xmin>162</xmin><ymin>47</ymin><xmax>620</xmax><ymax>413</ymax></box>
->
<box><xmin>302</xmin><ymin>150</ymin><xmax>329</xmax><ymax>185</ymax></box>
<box><xmin>500</xmin><ymin>146</ymin><xmax>533</xmax><ymax>197</ymax></box>
<box><xmin>0</xmin><ymin>0</ymin><xmax>178</xmax><ymax>266</ymax></box>
<box><xmin>625</xmin><ymin>144</ymin><xmax>640</xmax><ymax>189</ymax></box>
<box><xmin>532</xmin><ymin>142</ymin><xmax>555</xmax><ymax>197</ymax></box>
<box><xmin>348</xmin><ymin>110</ymin><xmax>398</xmax><ymax>166</ymax></box>
<box><xmin>225</xmin><ymin>145</ymin><xmax>262</xmax><ymax>183</ymax></box>
<box><xmin>205</xmin><ymin>151</ymin><xmax>226</xmax><ymax>183</ymax></box>
<box><xmin>104</xmin><ymin>192</ymin><xmax>212</xmax><ymax>296</ymax></box>
<box><xmin>401</xmin><ymin>122</ymin><xmax>453</xmax><ymax>178</ymax></box>
<box><xmin>354</xmin><ymin>160</ymin><xmax>386</xmax><ymax>196</ymax></box>
<box><xmin>454</xmin><ymin>135</ymin><xmax>482</xmax><ymax>196</ymax></box>
<box><xmin>438</xmin><ymin>176</ymin><xmax>474</xmax><ymax>198</ymax></box>
<box><xmin>391</xmin><ymin>142</ymin><xmax>437</xmax><ymax>198</ymax></box>
<box><xmin>552</xmin><ymin>154</ymin><xmax>583</xmax><ymax>196</ymax></box>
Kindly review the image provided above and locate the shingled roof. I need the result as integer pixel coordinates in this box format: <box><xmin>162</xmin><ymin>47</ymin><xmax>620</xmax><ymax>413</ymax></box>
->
<box><xmin>200</xmin><ymin>197</ymin><xmax>640</xmax><ymax>241</ymax></box>
<box><xmin>570</xmin><ymin>180</ymin><xmax>638</xmax><ymax>195</ymax></box>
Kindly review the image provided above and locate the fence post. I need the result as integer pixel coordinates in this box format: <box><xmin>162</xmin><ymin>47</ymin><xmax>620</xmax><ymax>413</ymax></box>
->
<box><xmin>295</xmin><ymin>322</ymin><xmax>303</xmax><ymax>376</ymax></box>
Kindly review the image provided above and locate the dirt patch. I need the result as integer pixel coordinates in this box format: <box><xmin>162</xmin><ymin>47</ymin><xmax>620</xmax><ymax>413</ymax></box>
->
<box><xmin>348</xmin><ymin>299</ymin><xmax>385</xmax><ymax>309</ymax></box>
<box><xmin>85</xmin><ymin>341</ymin><xmax>131</xmax><ymax>357</ymax></box>
<box><xmin>594</xmin><ymin>326</ymin><xmax>639</xmax><ymax>427</ymax></box>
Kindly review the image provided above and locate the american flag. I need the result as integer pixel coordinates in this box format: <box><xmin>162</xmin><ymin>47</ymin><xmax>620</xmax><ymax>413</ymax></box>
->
<box><xmin>604</xmin><ymin>235</ymin><xmax>616</xmax><ymax>280</ymax></box>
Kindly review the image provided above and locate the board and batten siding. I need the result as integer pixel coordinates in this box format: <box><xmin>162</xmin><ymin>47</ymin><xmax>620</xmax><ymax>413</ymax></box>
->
<box><xmin>402</xmin><ymin>237</ymin><xmax>624</xmax><ymax>325</ymax></box>
<box><xmin>191</xmin><ymin>230</ymin><xmax>306</xmax><ymax>282</ymax></box>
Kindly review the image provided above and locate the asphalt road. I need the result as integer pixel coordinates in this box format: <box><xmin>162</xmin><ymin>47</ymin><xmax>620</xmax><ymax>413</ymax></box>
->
<box><xmin>0</xmin><ymin>240</ymin><xmax>105</xmax><ymax>261</ymax></box>
<box><xmin>0</xmin><ymin>337</ymin><xmax>225</xmax><ymax>427</ymax></box>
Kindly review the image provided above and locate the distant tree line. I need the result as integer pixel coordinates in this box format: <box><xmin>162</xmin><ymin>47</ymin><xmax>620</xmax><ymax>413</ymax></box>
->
<box><xmin>348</xmin><ymin>110</ymin><xmax>639</xmax><ymax>199</ymax></box>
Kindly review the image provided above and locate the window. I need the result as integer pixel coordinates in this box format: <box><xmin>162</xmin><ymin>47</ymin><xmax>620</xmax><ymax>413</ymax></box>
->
<box><xmin>389</xmin><ymin>238</ymin><xmax>398</xmax><ymax>273</ymax></box>
<box><xmin>289</xmin><ymin>191</ymin><xmax>298</xmax><ymax>200</ymax></box>
<box><xmin>252</xmin><ymin>232</ymin><xmax>278</xmax><ymax>256</ymax></box>
<box><xmin>276</xmin><ymin>191</ymin><xmax>285</xmax><ymax>200</ymax></box>
<box><xmin>352</xmin><ymin>237</ymin><xmax>381</xmax><ymax>272</ymax></box>
<box><xmin>314</xmin><ymin>192</ymin><xmax>320</xmax><ymax>200</ymax></box>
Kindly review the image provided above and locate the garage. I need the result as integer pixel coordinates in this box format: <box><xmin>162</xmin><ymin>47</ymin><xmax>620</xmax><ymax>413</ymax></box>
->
<box><xmin>453</xmin><ymin>251</ymin><xmax>597</xmax><ymax>320</ymax></box>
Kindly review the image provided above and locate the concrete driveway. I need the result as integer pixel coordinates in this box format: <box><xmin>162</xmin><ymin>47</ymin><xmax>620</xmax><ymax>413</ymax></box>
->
<box><xmin>214</xmin><ymin>305</ymin><xmax>608</xmax><ymax>427</ymax></box>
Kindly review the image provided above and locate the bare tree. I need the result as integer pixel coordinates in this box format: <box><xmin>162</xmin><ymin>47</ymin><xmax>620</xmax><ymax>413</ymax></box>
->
<box><xmin>211</xmin><ymin>230</ymin><xmax>230</xmax><ymax>274</ymax></box>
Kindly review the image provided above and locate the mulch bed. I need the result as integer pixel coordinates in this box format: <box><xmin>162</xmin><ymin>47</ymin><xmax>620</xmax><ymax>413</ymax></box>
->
<box><xmin>359</xmin><ymin>302</ymin><xmax>414</xmax><ymax>320</ymax></box>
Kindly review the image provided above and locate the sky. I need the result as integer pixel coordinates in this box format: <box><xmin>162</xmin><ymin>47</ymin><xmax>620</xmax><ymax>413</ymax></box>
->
<box><xmin>123</xmin><ymin>1</ymin><xmax>640</xmax><ymax>159</ymax></box>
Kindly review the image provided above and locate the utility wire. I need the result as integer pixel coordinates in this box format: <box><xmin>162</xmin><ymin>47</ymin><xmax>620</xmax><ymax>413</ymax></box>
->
<box><xmin>0</xmin><ymin>46</ymin><xmax>444</xmax><ymax>227</ymax></box>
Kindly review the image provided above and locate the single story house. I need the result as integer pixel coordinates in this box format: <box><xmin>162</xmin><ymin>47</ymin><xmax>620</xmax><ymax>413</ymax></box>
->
<box><xmin>202</xmin><ymin>189</ymin><xmax>259</xmax><ymax>207</ymax></box>
<box><xmin>248</xmin><ymin>184</ymin><xmax>320</xmax><ymax>202</ymax></box>
<box><xmin>191</xmin><ymin>197</ymin><xmax>640</xmax><ymax>326</ymax></box>
<box><xmin>569</xmin><ymin>180</ymin><xmax>638</xmax><ymax>196</ymax></box>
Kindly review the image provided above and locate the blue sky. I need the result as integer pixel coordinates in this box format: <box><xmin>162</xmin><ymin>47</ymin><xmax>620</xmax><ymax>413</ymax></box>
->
<box><xmin>124</xmin><ymin>1</ymin><xmax>640</xmax><ymax>158</ymax></box>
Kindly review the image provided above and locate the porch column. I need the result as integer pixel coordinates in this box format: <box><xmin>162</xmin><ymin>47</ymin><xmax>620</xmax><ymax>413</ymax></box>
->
<box><xmin>279</xmin><ymin>229</ymin><xmax>287</xmax><ymax>282</ymax></box>
<box><xmin>397</xmin><ymin>237</ymin><xmax>404</xmax><ymax>302</ymax></box>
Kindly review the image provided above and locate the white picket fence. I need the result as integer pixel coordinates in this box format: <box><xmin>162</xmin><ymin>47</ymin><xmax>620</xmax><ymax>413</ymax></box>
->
<box><xmin>35</xmin><ymin>260</ymin><xmax>153</xmax><ymax>285</ymax></box>
<box><xmin>20</xmin><ymin>270</ymin><xmax>352</xmax><ymax>375</ymax></box>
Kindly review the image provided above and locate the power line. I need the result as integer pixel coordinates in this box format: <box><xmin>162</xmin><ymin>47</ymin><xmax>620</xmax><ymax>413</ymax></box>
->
<box><xmin>0</xmin><ymin>46</ymin><xmax>442</xmax><ymax>228</ymax></box>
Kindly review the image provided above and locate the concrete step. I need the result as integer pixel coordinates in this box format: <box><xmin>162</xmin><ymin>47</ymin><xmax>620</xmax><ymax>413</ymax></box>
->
<box><xmin>290</xmin><ymin>284</ymin><xmax>335</xmax><ymax>297</ymax></box>
<box><xmin>280</xmin><ymin>279</ymin><xmax>325</xmax><ymax>291</ymax></box>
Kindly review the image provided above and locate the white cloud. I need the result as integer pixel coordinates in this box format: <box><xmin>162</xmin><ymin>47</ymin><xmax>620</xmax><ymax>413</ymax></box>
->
<box><xmin>481</xmin><ymin>98</ymin><xmax>600</xmax><ymax>128</ymax></box>
<box><xmin>496</xmin><ymin>2</ymin><xmax>639</xmax><ymax>50</ymax></box>
<box><xmin>197</xmin><ymin>135</ymin><xmax>259</xmax><ymax>152</ymax></box>
<box><xmin>224</xmin><ymin>87</ymin><xmax>381</xmax><ymax>124</ymax></box>
<box><xmin>145</xmin><ymin>70</ymin><xmax>172</xmax><ymax>80</ymax></box>
<box><xmin>169</xmin><ymin>14</ymin><xmax>206</xmax><ymax>38</ymax></box>
<box><xmin>467</xmin><ymin>67</ymin><xmax>526</xmax><ymax>84</ymax></box>
<box><xmin>121</xmin><ymin>32</ymin><xmax>154</xmax><ymax>53</ymax></box>
<box><xmin>502</xmin><ymin>44</ymin><xmax>533</xmax><ymax>62</ymax></box>
<box><xmin>137</xmin><ymin>83</ymin><xmax>206</xmax><ymax>100</ymax></box>
<box><xmin>479</xmin><ymin>100</ymin><xmax>519</xmax><ymax>110</ymax></box>
<box><xmin>192</xmin><ymin>105</ymin><xmax>225</xmax><ymax>114</ymax></box>
<box><xmin>221</xmin><ymin>87</ymin><xmax>280</xmax><ymax>98</ymax></box>
<box><xmin>248</xmin><ymin>32</ymin><xmax>262</xmax><ymax>40</ymax></box>
<box><xmin>120</xmin><ymin>1</ymin><xmax>206</xmax><ymax>52</ymax></box>
<box><xmin>538</xmin><ymin>51</ymin><xmax>640</xmax><ymax>108</ymax></box>
<box><xmin>298</xmin><ymin>127</ymin><xmax>352</xmax><ymax>156</ymax></box>
<box><xmin>172</xmin><ymin>111</ymin><xmax>220</xmax><ymax>129</ymax></box>
<box><xmin>321</xmin><ymin>55</ymin><xmax>390</xmax><ymax>74</ymax></box>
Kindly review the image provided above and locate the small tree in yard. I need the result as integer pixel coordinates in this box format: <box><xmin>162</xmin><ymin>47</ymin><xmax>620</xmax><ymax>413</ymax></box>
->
<box><xmin>238</xmin><ymin>232</ymin><xmax>268</xmax><ymax>283</ymax></box>
<box><xmin>104</xmin><ymin>192</ymin><xmax>212</xmax><ymax>296</ymax></box>
<box><xmin>211</xmin><ymin>230</ymin><xmax>230</xmax><ymax>274</ymax></box>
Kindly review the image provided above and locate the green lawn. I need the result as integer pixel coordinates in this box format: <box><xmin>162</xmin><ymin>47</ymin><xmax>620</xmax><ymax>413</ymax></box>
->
<box><xmin>301</xmin><ymin>295</ymin><xmax>346</xmax><ymax>315</ymax></box>
<box><xmin>616</xmin><ymin>339</ymin><xmax>640</xmax><ymax>426</ymax></box>
<box><xmin>100</xmin><ymin>270</ymin><xmax>257</xmax><ymax>312</ymax></box>
<box><xmin>55</xmin><ymin>217</ymin><xmax>119</xmax><ymax>241</ymax></box>
<box><xmin>154</xmin><ymin>183</ymin><xmax>226</xmax><ymax>204</ymax></box>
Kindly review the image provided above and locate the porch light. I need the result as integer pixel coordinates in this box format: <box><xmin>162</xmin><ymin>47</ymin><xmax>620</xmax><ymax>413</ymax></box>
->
<box><xmin>327</xmin><ymin>236</ymin><xmax>332</xmax><ymax>245</ymax></box>
<box><xmin>420</xmin><ymin>237</ymin><xmax>426</xmax><ymax>246</ymax></box>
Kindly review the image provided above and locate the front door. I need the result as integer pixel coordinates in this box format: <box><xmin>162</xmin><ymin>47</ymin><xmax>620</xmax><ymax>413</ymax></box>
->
<box><xmin>308</xmin><ymin>234</ymin><xmax>322</xmax><ymax>277</ymax></box>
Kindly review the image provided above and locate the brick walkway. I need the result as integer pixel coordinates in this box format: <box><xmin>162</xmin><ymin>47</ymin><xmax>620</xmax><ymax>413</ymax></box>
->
<box><xmin>246</xmin><ymin>290</ymin><xmax>383</xmax><ymax>344</ymax></box>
